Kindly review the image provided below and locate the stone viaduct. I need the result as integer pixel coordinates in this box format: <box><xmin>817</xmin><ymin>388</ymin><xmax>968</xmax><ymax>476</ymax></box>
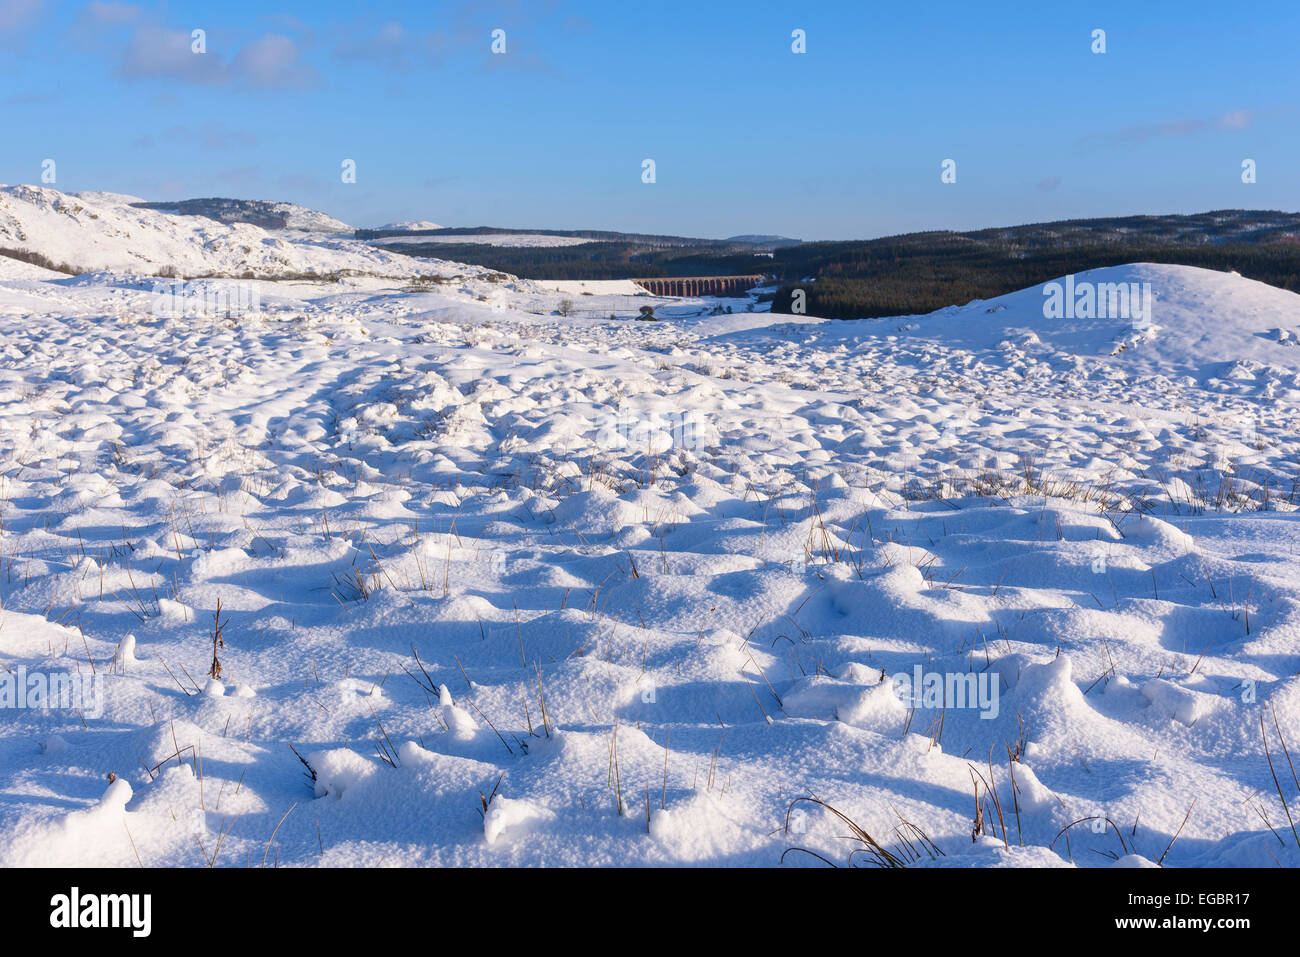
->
<box><xmin>632</xmin><ymin>275</ymin><xmax>766</xmax><ymax>297</ymax></box>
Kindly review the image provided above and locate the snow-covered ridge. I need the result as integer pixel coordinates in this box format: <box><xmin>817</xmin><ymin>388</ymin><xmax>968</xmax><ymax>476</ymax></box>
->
<box><xmin>132</xmin><ymin>197</ymin><xmax>353</xmax><ymax>235</ymax></box>
<box><xmin>0</xmin><ymin>185</ymin><xmax>466</xmax><ymax>279</ymax></box>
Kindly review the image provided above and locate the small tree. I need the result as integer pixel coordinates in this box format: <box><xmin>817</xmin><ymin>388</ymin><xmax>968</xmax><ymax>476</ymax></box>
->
<box><xmin>557</xmin><ymin>298</ymin><xmax>575</xmax><ymax>317</ymax></box>
<box><xmin>637</xmin><ymin>305</ymin><xmax>656</xmax><ymax>321</ymax></box>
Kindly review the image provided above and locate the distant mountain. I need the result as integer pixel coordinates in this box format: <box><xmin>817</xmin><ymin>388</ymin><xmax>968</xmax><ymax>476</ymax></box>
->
<box><xmin>724</xmin><ymin>234</ymin><xmax>802</xmax><ymax>247</ymax></box>
<box><xmin>374</xmin><ymin>220</ymin><xmax>444</xmax><ymax>231</ymax></box>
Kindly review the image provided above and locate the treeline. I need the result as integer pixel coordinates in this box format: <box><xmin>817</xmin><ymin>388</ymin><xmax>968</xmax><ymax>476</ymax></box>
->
<box><xmin>132</xmin><ymin>199</ymin><xmax>293</xmax><ymax>230</ymax></box>
<box><xmin>958</xmin><ymin>209</ymin><xmax>1300</xmax><ymax>248</ymax></box>
<box><xmin>0</xmin><ymin>246</ymin><xmax>82</xmax><ymax>275</ymax></box>
<box><xmin>768</xmin><ymin>240</ymin><xmax>1300</xmax><ymax>319</ymax></box>
<box><xmin>378</xmin><ymin>241</ymin><xmax>778</xmax><ymax>280</ymax></box>
<box><xmin>383</xmin><ymin>242</ymin><xmax>670</xmax><ymax>279</ymax></box>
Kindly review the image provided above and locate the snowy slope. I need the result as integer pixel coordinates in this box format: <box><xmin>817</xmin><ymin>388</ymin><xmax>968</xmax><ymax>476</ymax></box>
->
<box><xmin>0</xmin><ymin>237</ymin><xmax>1296</xmax><ymax>868</ymax></box>
<box><xmin>0</xmin><ymin>255</ymin><xmax>63</xmax><ymax>281</ymax></box>
<box><xmin>0</xmin><ymin>186</ymin><xmax>470</xmax><ymax>279</ymax></box>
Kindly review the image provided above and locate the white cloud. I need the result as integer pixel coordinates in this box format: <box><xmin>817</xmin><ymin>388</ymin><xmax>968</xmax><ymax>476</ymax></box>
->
<box><xmin>82</xmin><ymin>1</ymin><xmax>141</xmax><ymax>25</ymax></box>
<box><xmin>118</xmin><ymin>23</ymin><xmax>317</xmax><ymax>89</ymax></box>
<box><xmin>0</xmin><ymin>0</ymin><xmax>44</xmax><ymax>33</ymax></box>
<box><xmin>231</xmin><ymin>33</ymin><xmax>318</xmax><ymax>89</ymax></box>
<box><xmin>120</xmin><ymin>24</ymin><xmax>226</xmax><ymax>83</ymax></box>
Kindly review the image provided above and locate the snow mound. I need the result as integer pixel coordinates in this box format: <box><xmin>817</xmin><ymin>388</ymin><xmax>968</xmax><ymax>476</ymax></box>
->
<box><xmin>888</xmin><ymin>263</ymin><xmax>1300</xmax><ymax>384</ymax></box>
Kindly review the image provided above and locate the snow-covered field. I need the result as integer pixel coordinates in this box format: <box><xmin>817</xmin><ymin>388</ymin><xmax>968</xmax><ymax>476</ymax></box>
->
<box><xmin>1</xmin><ymin>191</ymin><xmax>1298</xmax><ymax>868</ymax></box>
<box><xmin>533</xmin><ymin>278</ymin><xmax>648</xmax><ymax>296</ymax></box>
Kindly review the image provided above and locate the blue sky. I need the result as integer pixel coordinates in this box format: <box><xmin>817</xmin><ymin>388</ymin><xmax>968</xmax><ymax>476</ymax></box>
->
<box><xmin>1</xmin><ymin>0</ymin><xmax>1296</xmax><ymax>239</ymax></box>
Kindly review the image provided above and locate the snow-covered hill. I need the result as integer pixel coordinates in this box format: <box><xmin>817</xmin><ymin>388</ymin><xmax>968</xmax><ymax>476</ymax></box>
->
<box><xmin>0</xmin><ymin>211</ymin><xmax>1296</xmax><ymax>869</ymax></box>
<box><xmin>374</xmin><ymin>220</ymin><xmax>444</xmax><ymax>231</ymax></box>
<box><xmin>0</xmin><ymin>186</ymin><xmax>467</xmax><ymax>279</ymax></box>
